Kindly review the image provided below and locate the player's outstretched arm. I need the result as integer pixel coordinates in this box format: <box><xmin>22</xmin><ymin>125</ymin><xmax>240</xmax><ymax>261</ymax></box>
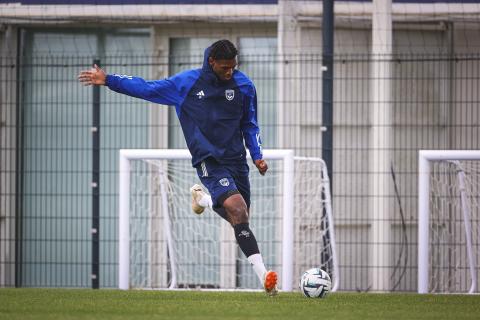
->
<box><xmin>78</xmin><ymin>64</ymin><xmax>106</xmax><ymax>86</ymax></box>
<box><xmin>254</xmin><ymin>159</ymin><xmax>268</xmax><ymax>176</ymax></box>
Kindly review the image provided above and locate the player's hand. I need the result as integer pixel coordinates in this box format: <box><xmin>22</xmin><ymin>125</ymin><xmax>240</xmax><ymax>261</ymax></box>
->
<box><xmin>78</xmin><ymin>64</ymin><xmax>106</xmax><ymax>86</ymax></box>
<box><xmin>254</xmin><ymin>159</ymin><xmax>268</xmax><ymax>176</ymax></box>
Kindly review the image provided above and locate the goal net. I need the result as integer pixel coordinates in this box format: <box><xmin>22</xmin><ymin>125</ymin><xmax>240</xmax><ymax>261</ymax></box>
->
<box><xmin>418</xmin><ymin>150</ymin><xmax>480</xmax><ymax>294</ymax></box>
<box><xmin>118</xmin><ymin>149</ymin><xmax>338</xmax><ymax>292</ymax></box>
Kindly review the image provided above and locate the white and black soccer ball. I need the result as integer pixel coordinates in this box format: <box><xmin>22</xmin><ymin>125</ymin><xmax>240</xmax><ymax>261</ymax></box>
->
<box><xmin>299</xmin><ymin>268</ymin><xmax>331</xmax><ymax>298</ymax></box>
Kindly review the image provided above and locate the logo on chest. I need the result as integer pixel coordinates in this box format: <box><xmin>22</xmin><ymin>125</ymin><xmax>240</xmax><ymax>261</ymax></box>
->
<box><xmin>225</xmin><ymin>89</ymin><xmax>235</xmax><ymax>101</ymax></box>
<box><xmin>196</xmin><ymin>90</ymin><xmax>205</xmax><ymax>99</ymax></box>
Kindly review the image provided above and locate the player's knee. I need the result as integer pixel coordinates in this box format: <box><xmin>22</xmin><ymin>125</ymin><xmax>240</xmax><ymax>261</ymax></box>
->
<box><xmin>223</xmin><ymin>194</ymin><xmax>249</xmax><ymax>224</ymax></box>
<box><xmin>228</xmin><ymin>207</ymin><xmax>249</xmax><ymax>225</ymax></box>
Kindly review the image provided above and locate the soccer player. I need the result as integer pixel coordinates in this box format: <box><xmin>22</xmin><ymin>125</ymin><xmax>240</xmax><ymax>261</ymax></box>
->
<box><xmin>78</xmin><ymin>39</ymin><xmax>278</xmax><ymax>296</ymax></box>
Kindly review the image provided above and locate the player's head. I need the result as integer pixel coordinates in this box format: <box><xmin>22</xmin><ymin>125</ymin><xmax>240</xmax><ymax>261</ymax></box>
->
<box><xmin>208</xmin><ymin>39</ymin><xmax>238</xmax><ymax>81</ymax></box>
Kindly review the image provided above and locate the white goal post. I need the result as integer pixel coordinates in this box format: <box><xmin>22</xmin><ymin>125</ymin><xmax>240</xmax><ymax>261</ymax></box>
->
<box><xmin>118</xmin><ymin>149</ymin><xmax>339</xmax><ymax>292</ymax></box>
<box><xmin>418</xmin><ymin>150</ymin><xmax>480</xmax><ymax>294</ymax></box>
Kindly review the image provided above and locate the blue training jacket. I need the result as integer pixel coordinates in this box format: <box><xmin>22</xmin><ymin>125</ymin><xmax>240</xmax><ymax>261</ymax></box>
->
<box><xmin>105</xmin><ymin>46</ymin><xmax>263</xmax><ymax>167</ymax></box>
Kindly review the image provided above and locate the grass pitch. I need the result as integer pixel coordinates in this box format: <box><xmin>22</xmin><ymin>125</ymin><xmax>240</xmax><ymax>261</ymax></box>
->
<box><xmin>1</xmin><ymin>288</ymin><xmax>479</xmax><ymax>320</ymax></box>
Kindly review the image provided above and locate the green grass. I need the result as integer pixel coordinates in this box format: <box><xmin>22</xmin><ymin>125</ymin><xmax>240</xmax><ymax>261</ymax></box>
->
<box><xmin>1</xmin><ymin>289</ymin><xmax>479</xmax><ymax>320</ymax></box>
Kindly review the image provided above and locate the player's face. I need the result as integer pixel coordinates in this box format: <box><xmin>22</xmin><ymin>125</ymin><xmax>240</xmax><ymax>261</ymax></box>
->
<box><xmin>209</xmin><ymin>57</ymin><xmax>237</xmax><ymax>81</ymax></box>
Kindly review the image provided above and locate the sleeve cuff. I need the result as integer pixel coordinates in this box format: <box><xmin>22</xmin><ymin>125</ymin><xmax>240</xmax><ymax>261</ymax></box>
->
<box><xmin>105</xmin><ymin>74</ymin><xmax>113</xmax><ymax>88</ymax></box>
<box><xmin>251</xmin><ymin>153</ymin><xmax>262</xmax><ymax>162</ymax></box>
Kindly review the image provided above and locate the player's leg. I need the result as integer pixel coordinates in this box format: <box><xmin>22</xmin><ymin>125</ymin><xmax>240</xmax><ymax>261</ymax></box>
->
<box><xmin>193</xmin><ymin>158</ymin><xmax>277</xmax><ymax>295</ymax></box>
<box><xmin>230</xmin><ymin>168</ymin><xmax>278</xmax><ymax>295</ymax></box>
<box><xmin>222</xmin><ymin>193</ymin><xmax>278</xmax><ymax>296</ymax></box>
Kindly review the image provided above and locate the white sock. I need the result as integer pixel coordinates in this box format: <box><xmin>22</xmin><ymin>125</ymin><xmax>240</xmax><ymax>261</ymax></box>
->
<box><xmin>247</xmin><ymin>253</ymin><xmax>267</xmax><ymax>285</ymax></box>
<box><xmin>198</xmin><ymin>194</ymin><xmax>212</xmax><ymax>208</ymax></box>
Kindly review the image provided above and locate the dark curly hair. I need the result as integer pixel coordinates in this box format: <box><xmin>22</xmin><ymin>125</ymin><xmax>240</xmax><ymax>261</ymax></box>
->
<box><xmin>209</xmin><ymin>39</ymin><xmax>238</xmax><ymax>60</ymax></box>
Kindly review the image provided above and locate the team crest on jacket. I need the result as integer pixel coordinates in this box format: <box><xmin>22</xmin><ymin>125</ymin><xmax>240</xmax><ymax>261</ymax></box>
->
<box><xmin>225</xmin><ymin>89</ymin><xmax>234</xmax><ymax>101</ymax></box>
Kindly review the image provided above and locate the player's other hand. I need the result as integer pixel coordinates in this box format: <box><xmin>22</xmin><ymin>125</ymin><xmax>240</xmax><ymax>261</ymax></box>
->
<box><xmin>78</xmin><ymin>64</ymin><xmax>106</xmax><ymax>86</ymax></box>
<box><xmin>254</xmin><ymin>159</ymin><xmax>268</xmax><ymax>176</ymax></box>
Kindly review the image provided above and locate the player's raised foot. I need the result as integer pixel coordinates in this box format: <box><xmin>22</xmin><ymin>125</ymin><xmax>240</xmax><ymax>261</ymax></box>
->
<box><xmin>190</xmin><ymin>184</ymin><xmax>210</xmax><ymax>215</ymax></box>
<box><xmin>263</xmin><ymin>270</ymin><xmax>278</xmax><ymax>296</ymax></box>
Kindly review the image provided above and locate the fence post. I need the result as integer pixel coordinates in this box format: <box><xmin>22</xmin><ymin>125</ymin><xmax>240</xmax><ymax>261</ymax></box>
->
<box><xmin>322</xmin><ymin>0</ymin><xmax>334</xmax><ymax>194</ymax></box>
<box><xmin>92</xmin><ymin>59</ymin><xmax>101</xmax><ymax>289</ymax></box>
<box><xmin>322</xmin><ymin>0</ymin><xmax>335</xmax><ymax>275</ymax></box>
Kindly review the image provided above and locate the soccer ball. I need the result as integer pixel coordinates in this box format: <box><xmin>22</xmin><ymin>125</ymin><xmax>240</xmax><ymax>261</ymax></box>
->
<box><xmin>299</xmin><ymin>268</ymin><xmax>331</xmax><ymax>298</ymax></box>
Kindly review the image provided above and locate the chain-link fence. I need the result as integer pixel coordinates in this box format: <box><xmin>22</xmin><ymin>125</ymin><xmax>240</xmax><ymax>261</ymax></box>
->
<box><xmin>1</xmin><ymin>51</ymin><xmax>479</xmax><ymax>291</ymax></box>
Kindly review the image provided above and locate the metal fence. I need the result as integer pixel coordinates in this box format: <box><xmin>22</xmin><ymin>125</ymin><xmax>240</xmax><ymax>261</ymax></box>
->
<box><xmin>1</xmin><ymin>52</ymin><xmax>479</xmax><ymax>291</ymax></box>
